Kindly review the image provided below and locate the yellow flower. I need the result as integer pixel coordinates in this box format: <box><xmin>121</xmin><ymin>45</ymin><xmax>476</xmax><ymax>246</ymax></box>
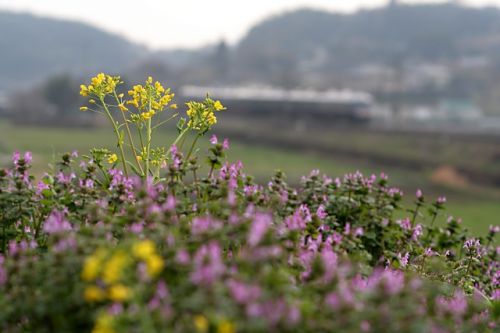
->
<box><xmin>84</xmin><ymin>285</ymin><xmax>105</xmax><ymax>302</ymax></box>
<box><xmin>140</xmin><ymin>111</ymin><xmax>154</xmax><ymax>121</ymax></box>
<box><xmin>217</xmin><ymin>320</ymin><xmax>235</xmax><ymax>333</ymax></box>
<box><xmin>170</xmin><ymin>104</ymin><xmax>178</xmax><ymax>109</ymax></box>
<box><xmin>203</xmin><ymin>110</ymin><xmax>217</xmax><ymax>126</ymax></box>
<box><xmin>92</xmin><ymin>313</ymin><xmax>115</xmax><ymax>333</ymax></box>
<box><xmin>214</xmin><ymin>100</ymin><xmax>225</xmax><ymax>111</ymax></box>
<box><xmin>82</xmin><ymin>250</ymin><xmax>105</xmax><ymax>281</ymax></box>
<box><xmin>80</xmin><ymin>85</ymin><xmax>89</xmax><ymax>96</ymax></box>
<box><xmin>107</xmin><ymin>154</ymin><xmax>118</xmax><ymax>164</ymax></box>
<box><xmin>146</xmin><ymin>254</ymin><xmax>164</xmax><ymax>277</ymax></box>
<box><xmin>102</xmin><ymin>251</ymin><xmax>128</xmax><ymax>284</ymax></box>
<box><xmin>108</xmin><ymin>284</ymin><xmax>132</xmax><ymax>302</ymax></box>
<box><xmin>80</xmin><ymin>106</ymin><xmax>88</xmax><ymax>112</ymax></box>
<box><xmin>136</xmin><ymin>155</ymin><xmax>143</xmax><ymax>162</ymax></box>
<box><xmin>132</xmin><ymin>240</ymin><xmax>156</xmax><ymax>259</ymax></box>
<box><xmin>118</xmin><ymin>103</ymin><xmax>128</xmax><ymax>112</ymax></box>
<box><xmin>194</xmin><ymin>315</ymin><xmax>209</xmax><ymax>333</ymax></box>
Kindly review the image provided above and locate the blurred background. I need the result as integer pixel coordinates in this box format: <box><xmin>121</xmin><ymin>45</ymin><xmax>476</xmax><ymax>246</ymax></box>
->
<box><xmin>0</xmin><ymin>0</ymin><xmax>499</xmax><ymax>233</ymax></box>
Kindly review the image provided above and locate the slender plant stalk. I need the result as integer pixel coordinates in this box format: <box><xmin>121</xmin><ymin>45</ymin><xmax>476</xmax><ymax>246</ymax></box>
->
<box><xmin>114</xmin><ymin>92</ymin><xmax>144</xmax><ymax>176</ymax></box>
<box><xmin>100</xmin><ymin>97</ymin><xmax>128</xmax><ymax>176</ymax></box>
<box><xmin>185</xmin><ymin>134</ymin><xmax>201</xmax><ymax>162</ymax></box>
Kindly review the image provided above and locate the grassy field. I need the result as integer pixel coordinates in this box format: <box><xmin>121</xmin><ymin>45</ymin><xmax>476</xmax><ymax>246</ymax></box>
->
<box><xmin>0</xmin><ymin>120</ymin><xmax>498</xmax><ymax>236</ymax></box>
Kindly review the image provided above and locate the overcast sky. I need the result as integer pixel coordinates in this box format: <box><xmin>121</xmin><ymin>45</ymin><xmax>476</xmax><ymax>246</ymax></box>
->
<box><xmin>0</xmin><ymin>0</ymin><xmax>498</xmax><ymax>49</ymax></box>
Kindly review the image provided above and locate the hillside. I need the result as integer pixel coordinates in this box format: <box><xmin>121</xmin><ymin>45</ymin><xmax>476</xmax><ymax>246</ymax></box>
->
<box><xmin>235</xmin><ymin>4</ymin><xmax>500</xmax><ymax>76</ymax></box>
<box><xmin>0</xmin><ymin>11</ymin><xmax>145</xmax><ymax>89</ymax></box>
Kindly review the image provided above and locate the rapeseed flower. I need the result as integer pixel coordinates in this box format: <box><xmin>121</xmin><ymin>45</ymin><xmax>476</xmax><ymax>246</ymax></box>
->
<box><xmin>214</xmin><ymin>100</ymin><xmax>225</xmax><ymax>111</ymax></box>
<box><xmin>92</xmin><ymin>313</ymin><xmax>115</xmax><ymax>333</ymax></box>
<box><xmin>194</xmin><ymin>315</ymin><xmax>209</xmax><ymax>332</ymax></box>
<box><xmin>217</xmin><ymin>320</ymin><xmax>235</xmax><ymax>333</ymax></box>
<box><xmin>80</xmin><ymin>73</ymin><xmax>121</xmax><ymax>99</ymax></box>
<box><xmin>107</xmin><ymin>154</ymin><xmax>118</xmax><ymax>164</ymax></box>
<box><xmin>84</xmin><ymin>286</ymin><xmax>105</xmax><ymax>302</ymax></box>
<box><xmin>146</xmin><ymin>254</ymin><xmax>164</xmax><ymax>277</ymax></box>
<box><xmin>102</xmin><ymin>251</ymin><xmax>128</xmax><ymax>284</ymax></box>
<box><xmin>126</xmin><ymin>77</ymin><xmax>174</xmax><ymax>112</ymax></box>
<box><xmin>108</xmin><ymin>284</ymin><xmax>131</xmax><ymax>302</ymax></box>
<box><xmin>82</xmin><ymin>249</ymin><xmax>106</xmax><ymax>281</ymax></box>
<box><xmin>132</xmin><ymin>240</ymin><xmax>156</xmax><ymax>259</ymax></box>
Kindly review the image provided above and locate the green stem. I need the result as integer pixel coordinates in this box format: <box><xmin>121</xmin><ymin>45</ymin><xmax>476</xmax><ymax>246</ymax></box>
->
<box><xmin>185</xmin><ymin>134</ymin><xmax>201</xmax><ymax>162</ymax></box>
<box><xmin>146</xmin><ymin>117</ymin><xmax>152</xmax><ymax>177</ymax></box>
<box><xmin>100</xmin><ymin>97</ymin><xmax>128</xmax><ymax>177</ymax></box>
<box><xmin>114</xmin><ymin>92</ymin><xmax>144</xmax><ymax>176</ymax></box>
<box><xmin>172</xmin><ymin>128</ymin><xmax>189</xmax><ymax>148</ymax></box>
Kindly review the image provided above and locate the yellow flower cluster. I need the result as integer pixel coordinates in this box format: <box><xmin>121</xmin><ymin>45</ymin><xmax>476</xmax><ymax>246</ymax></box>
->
<box><xmin>102</xmin><ymin>251</ymin><xmax>129</xmax><ymax>284</ymax></box>
<box><xmin>107</xmin><ymin>154</ymin><xmax>118</xmax><ymax>164</ymax></box>
<box><xmin>132</xmin><ymin>239</ymin><xmax>164</xmax><ymax>277</ymax></box>
<box><xmin>193</xmin><ymin>315</ymin><xmax>235</xmax><ymax>333</ymax></box>
<box><xmin>218</xmin><ymin>320</ymin><xmax>236</xmax><ymax>333</ymax></box>
<box><xmin>126</xmin><ymin>77</ymin><xmax>174</xmax><ymax>117</ymax></box>
<box><xmin>140</xmin><ymin>110</ymin><xmax>155</xmax><ymax>121</ymax></box>
<box><xmin>80</xmin><ymin>73</ymin><xmax>121</xmax><ymax>99</ymax></box>
<box><xmin>186</xmin><ymin>98</ymin><xmax>225</xmax><ymax>131</ymax></box>
<box><xmin>194</xmin><ymin>315</ymin><xmax>209</xmax><ymax>332</ymax></box>
<box><xmin>82</xmin><ymin>249</ymin><xmax>132</xmax><ymax>303</ymax></box>
<box><xmin>82</xmin><ymin>249</ymin><xmax>106</xmax><ymax>281</ymax></box>
<box><xmin>92</xmin><ymin>313</ymin><xmax>115</xmax><ymax>333</ymax></box>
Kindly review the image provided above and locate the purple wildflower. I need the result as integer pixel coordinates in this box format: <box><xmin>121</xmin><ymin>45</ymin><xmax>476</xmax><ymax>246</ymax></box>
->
<box><xmin>248</xmin><ymin>213</ymin><xmax>272</xmax><ymax>246</ymax></box>
<box><xmin>222</xmin><ymin>138</ymin><xmax>230</xmax><ymax>150</ymax></box>
<box><xmin>316</xmin><ymin>204</ymin><xmax>327</xmax><ymax>219</ymax></box>
<box><xmin>191</xmin><ymin>241</ymin><xmax>225</xmax><ymax>286</ymax></box>
<box><xmin>43</xmin><ymin>210</ymin><xmax>72</xmax><ymax>234</ymax></box>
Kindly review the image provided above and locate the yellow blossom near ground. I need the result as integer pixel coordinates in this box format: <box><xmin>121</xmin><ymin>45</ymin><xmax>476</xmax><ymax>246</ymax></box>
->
<box><xmin>84</xmin><ymin>286</ymin><xmax>105</xmax><ymax>302</ymax></box>
<box><xmin>132</xmin><ymin>240</ymin><xmax>156</xmax><ymax>259</ymax></box>
<box><xmin>82</xmin><ymin>249</ymin><xmax>106</xmax><ymax>281</ymax></box>
<box><xmin>102</xmin><ymin>251</ymin><xmax>129</xmax><ymax>284</ymax></box>
<box><xmin>108</xmin><ymin>284</ymin><xmax>132</xmax><ymax>302</ymax></box>
<box><xmin>194</xmin><ymin>315</ymin><xmax>209</xmax><ymax>333</ymax></box>
<box><xmin>145</xmin><ymin>254</ymin><xmax>164</xmax><ymax>277</ymax></box>
<box><xmin>92</xmin><ymin>313</ymin><xmax>115</xmax><ymax>333</ymax></box>
<box><xmin>217</xmin><ymin>320</ymin><xmax>235</xmax><ymax>333</ymax></box>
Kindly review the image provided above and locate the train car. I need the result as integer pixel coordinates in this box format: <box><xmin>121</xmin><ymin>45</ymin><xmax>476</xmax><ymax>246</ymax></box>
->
<box><xmin>179</xmin><ymin>86</ymin><xmax>374</xmax><ymax>124</ymax></box>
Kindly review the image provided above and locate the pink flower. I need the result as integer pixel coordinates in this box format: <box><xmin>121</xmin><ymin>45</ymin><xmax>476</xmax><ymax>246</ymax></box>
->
<box><xmin>316</xmin><ymin>204</ymin><xmax>327</xmax><ymax>219</ymax></box>
<box><xmin>227</xmin><ymin>279</ymin><xmax>261</xmax><ymax>304</ymax></box>
<box><xmin>397</xmin><ymin>218</ymin><xmax>412</xmax><ymax>231</ymax></box>
<box><xmin>222</xmin><ymin>138</ymin><xmax>230</xmax><ymax>150</ymax></box>
<box><xmin>416</xmin><ymin>189</ymin><xmax>423</xmax><ymax>199</ymax></box>
<box><xmin>191</xmin><ymin>242</ymin><xmax>225</xmax><ymax>286</ymax></box>
<box><xmin>209</xmin><ymin>134</ymin><xmax>218</xmax><ymax>144</ymax></box>
<box><xmin>398</xmin><ymin>252</ymin><xmax>410</xmax><ymax>267</ymax></box>
<box><xmin>43</xmin><ymin>210</ymin><xmax>72</xmax><ymax>234</ymax></box>
<box><xmin>191</xmin><ymin>216</ymin><xmax>222</xmax><ymax>235</ymax></box>
<box><xmin>412</xmin><ymin>224</ymin><xmax>423</xmax><ymax>241</ymax></box>
<box><xmin>248</xmin><ymin>213</ymin><xmax>271</xmax><ymax>246</ymax></box>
